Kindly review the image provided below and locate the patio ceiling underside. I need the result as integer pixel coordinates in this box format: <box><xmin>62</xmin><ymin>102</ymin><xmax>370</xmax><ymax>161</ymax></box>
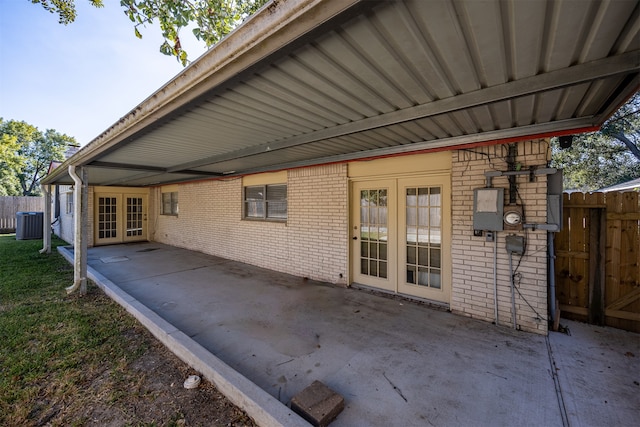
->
<box><xmin>50</xmin><ymin>0</ymin><xmax>639</xmax><ymax>186</ymax></box>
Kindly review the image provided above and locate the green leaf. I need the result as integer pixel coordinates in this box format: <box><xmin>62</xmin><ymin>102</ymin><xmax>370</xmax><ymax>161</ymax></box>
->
<box><xmin>37</xmin><ymin>0</ymin><xmax>271</xmax><ymax>67</ymax></box>
<box><xmin>159</xmin><ymin>41</ymin><xmax>173</xmax><ymax>56</ymax></box>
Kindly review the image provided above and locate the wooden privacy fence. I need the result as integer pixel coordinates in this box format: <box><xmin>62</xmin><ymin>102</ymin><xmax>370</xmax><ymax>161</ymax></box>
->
<box><xmin>555</xmin><ymin>191</ymin><xmax>640</xmax><ymax>333</ymax></box>
<box><xmin>0</xmin><ymin>196</ymin><xmax>45</xmax><ymax>233</ymax></box>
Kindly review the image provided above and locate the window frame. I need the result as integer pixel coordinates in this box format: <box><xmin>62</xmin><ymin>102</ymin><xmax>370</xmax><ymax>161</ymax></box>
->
<box><xmin>65</xmin><ymin>191</ymin><xmax>74</xmax><ymax>215</ymax></box>
<box><xmin>161</xmin><ymin>191</ymin><xmax>179</xmax><ymax>216</ymax></box>
<box><xmin>243</xmin><ymin>184</ymin><xmax>287</xmax><ymax>221</ymax></box>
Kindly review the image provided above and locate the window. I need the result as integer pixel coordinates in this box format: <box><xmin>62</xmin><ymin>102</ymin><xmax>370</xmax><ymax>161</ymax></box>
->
<box><xmin>244</xmin><ymin>184</ymin><xmax>287</xmax><ymax>220</ymax></box>
<box><xmin>161</xmin><ymin>192</ymin><xmax>178</xmax><ymax>215</ymax></box>
<box><xmin>66</xmin><ymin>192</ymin><xmax>74</xmax><ymax>215</ymax></box>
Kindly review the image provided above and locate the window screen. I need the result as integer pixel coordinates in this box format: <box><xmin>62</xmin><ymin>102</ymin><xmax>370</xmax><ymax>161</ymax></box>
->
<box><xmin>244</xmin><ymin>184</ymin><xmax>287</xmax><ymax>220</ymax></box>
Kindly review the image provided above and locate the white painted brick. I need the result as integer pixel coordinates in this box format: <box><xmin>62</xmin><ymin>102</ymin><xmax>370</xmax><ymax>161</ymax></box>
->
<box><xmin>150</xmin><ymin>164</ymin><xmax>349</xmax><ymax>285</ymax></box>
<box><xmin>451</xmin><ymin>140</ymin><xmax>550</xmax><ymax>334</ymax></box>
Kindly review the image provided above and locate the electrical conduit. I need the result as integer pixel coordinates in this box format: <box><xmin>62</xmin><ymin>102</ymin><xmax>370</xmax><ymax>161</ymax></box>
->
<box><xmin>493</xmin><ymin>233</ymin><xmax>499</xmax><ymax>326</ymax></box>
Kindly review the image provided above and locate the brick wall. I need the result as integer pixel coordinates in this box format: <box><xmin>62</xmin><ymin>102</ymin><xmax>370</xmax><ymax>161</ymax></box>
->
<box><xmin>451</xmin><ymin>139</ymin><xmax>551</xmax><ymax>334</ymax></box>
<box><xmin>287</xmin><ymin>164</ymin><xmax>349</xmax><ymax>284</ymax></box>
<box><xmin>151</xmin><ymin>163</ymin><xmax>348</xmax><ymax>284</ymax></box>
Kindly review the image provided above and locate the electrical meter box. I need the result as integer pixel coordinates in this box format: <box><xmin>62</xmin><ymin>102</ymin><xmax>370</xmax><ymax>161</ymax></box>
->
<box><xmin>473</xmin><ymin>188</ymin><xmax>504</xmax><ymax>231</ymax></box>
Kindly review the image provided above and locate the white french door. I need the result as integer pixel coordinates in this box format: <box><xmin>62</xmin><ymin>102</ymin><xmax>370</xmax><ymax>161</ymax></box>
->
<box><xmin>351</xmin><ymin>176</ymin><xmax>450</xmax><ymax>303</ymax></box>
<box><xmin>95</xmin><ymin>193</ymin><xmax>148</xmax><ymax>245</ymax></box>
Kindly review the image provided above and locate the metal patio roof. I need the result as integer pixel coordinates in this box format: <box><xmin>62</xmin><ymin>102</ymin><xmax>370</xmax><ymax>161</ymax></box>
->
<box><xmin>43</xmin><ymin>0</ymin><xmax>640</xmax><ymax>187</ymax></box>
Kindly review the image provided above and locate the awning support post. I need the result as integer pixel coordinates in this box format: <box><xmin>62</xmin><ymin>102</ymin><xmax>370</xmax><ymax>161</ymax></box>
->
<box><xmin>66</xmin><ymin>165</ymin><xmax>88</xmax><ymax>295</ymax></box>
<box><xmin>39</xmin><ymin>184</ymin><xmax>52</xmax><ymax>254</ymax></box>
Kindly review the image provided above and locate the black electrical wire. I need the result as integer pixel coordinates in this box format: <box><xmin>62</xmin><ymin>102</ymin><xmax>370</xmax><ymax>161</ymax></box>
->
<box><xmin>511</xmin><ymin>186</ymin><xmax>547</xmax><ymax>321</ymax></box>
<box><xmin>460</xmin><ymin>148</ymin><xmax>503</xmax><ymax>171</ymax></box>
<box><xmin>513</xmin><ymin>272</ymin><xmax>544</xmax><ymax>321</ymax></box>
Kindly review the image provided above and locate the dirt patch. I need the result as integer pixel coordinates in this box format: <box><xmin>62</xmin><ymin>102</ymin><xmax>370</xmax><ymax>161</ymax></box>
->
<box><xmin>37</xmin><ymin>333</ymin><xmax>257</xmax><ymax>427</ymax></box>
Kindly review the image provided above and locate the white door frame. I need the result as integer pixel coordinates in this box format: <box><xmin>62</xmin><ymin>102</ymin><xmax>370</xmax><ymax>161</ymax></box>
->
<box><xmin>94</xmin><ymin>189</ymin><xmax>148</xmax><ymax>246</ymax></box>
<box><xmin>350</xmin><ymin>174</ymin><xmax>451</xmax><ymax>304</ymax></box>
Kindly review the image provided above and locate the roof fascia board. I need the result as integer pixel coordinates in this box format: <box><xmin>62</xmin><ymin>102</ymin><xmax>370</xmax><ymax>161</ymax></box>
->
<box><xmin>167</xmin><ymin>51</ymin><xmax>640</xmax><ymax>173</ymax></box>
<box><xmin>42</xmin><ymin>0</ymin><xmax>370</xmax><ymax>185</ymax></box>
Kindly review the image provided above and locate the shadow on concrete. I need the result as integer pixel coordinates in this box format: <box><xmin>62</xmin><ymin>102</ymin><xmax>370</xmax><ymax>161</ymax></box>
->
<box><xmin>59</xmin><ymin>242</ymin><xmax>639</xmax><ymax>426</ymax></box>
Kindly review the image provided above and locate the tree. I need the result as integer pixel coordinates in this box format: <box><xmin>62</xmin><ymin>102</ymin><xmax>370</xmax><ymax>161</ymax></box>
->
<box><xmin>0</xmin><ymin>119</ymin><xmax>76</xmax><ymax>196</ymax></box>
<box><xmin>0</xmin><ymin>134</ymin><xmax>23</xmax><ymax>196</ymax></box>
<box><xmin>31</xmin><ymin>0</ymin><xmax>269</xmax><ymax>65</ymax></box>
<box><xmin>30</xmin><ymin>0</ymin><xmax>104</xmax><ymax>24</ymax></box>
<box><xmin>551</xmin><ymin>92</ymin><xmax>640</xmax><ymax>191</ymax></box>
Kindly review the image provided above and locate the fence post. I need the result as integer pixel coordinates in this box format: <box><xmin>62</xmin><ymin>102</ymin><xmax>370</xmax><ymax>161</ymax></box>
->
<box><xmin>588</xmin><ymin>207</ymin><xmax>606</xmax><ymax>325</ymax></box>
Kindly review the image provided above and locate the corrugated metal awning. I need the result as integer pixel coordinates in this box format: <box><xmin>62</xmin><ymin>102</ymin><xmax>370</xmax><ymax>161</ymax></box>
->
<box><xmin>43</xmin><ymin>0</ymin><xmax>640</xmax><ymax>186</ymax></box>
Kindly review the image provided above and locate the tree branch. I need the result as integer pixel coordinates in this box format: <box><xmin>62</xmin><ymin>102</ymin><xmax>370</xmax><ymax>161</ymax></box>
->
<box><xmin>610</xmin><ymin>132</ymin><xmax>640</xmax><ymax>161</ymax></box>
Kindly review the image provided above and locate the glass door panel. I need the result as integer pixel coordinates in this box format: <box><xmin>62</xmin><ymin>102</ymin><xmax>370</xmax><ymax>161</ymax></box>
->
<box><xmin>126</xmin><ymin>197</ymin><xmax>143</xmax><ymax>237</ymax></box>
<box><xmin>351</xmin><ymin>181</ymin><xmax>396</xmax><ymax>292</ymax></box>
<box><xmin>360</xmin><ymin>189</ymin><xmax>388</xmax><ymax>279</ymax></box>
<box><xmin>98</xmin><ymin>197</ymin><xmax>117</xmax><ymax>239</ymax></box>
<box><xmin>95</xmin><ymin>195</ymin><xmax>121</xmax><ymax>244</ymax></box>
<box><xmin>398</xmin><ymin>177</ymin><xmax>449</xmax><ymax>302</ymax></box>
<box><xmin>405</xmin><ymin>186</ymin><xmax>441</xmax><ymax>288</ymax></box>
<box><xmin>123</xmin><ymin>194</ymin><xmax>147</xmax><ymax>242</ymax></box>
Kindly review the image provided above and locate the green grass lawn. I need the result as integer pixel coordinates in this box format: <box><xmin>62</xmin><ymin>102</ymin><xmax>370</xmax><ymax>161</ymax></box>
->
<box><xmin>0</xmin><ymin>235</ymin><xmax>148</xmax><ymax>425</ymax></box>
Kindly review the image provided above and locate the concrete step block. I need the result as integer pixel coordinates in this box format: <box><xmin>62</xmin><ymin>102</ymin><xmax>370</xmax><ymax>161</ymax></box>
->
<box><xmin>290</xmin><ymin>380</ymin><xmax>345</xmax><ymax>427</ymax></box>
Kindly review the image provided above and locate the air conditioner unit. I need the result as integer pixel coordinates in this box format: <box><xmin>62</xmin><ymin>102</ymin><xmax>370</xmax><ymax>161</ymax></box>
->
<box><xmin>16</xmin><ymin>212</ymin><xmax>44</xmax><ymax>240</ymax></box>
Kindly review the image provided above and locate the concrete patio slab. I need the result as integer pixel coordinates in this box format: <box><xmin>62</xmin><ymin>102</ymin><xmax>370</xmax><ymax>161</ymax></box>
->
<box><xmin>547</xmin><ymin>319</ymin><xmax>640</xmax><ymax>427</ymax></box>
<box><xmin>59</xmin><ymin>242</ymin><xmax>639</xmax><ymax>426</ymax></box>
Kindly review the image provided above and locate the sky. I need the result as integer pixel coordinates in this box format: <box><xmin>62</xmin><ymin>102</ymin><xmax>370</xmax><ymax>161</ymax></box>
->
<box><xmin>0</xmin><ymin>0</ymin><xmax>206</xmax><ymax>146</ymax></box>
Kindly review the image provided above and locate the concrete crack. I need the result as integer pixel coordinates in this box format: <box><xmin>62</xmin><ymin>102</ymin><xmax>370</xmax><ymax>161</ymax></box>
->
<box><xmin>383</xmin><ymin>372</ymin><xmax>408</xmax><ymax>403</ymax></box>
<box><xmin>546</xmin><ymin>335</ymin><xmax>570</xmax><ymax>427</ymax></box>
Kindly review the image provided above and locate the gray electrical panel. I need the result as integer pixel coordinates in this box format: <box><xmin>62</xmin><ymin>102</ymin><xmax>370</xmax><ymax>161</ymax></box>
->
<box><xmin>473</xmin><ymin>188</ymin><xmax>504</xmax><ymax>231</ymax></box>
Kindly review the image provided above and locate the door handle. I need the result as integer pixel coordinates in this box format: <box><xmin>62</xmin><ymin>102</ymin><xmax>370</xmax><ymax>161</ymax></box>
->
<box><xmin>352</xmin><ymin>236</ymin><xmax>358</xmax><ymax>240</ymax></box>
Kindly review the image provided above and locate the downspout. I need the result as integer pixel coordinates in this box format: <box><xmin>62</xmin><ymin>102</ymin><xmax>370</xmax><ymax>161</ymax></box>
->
<box><xmin>39</xmin><ymin>184</ymin><xmax>52</xmax><ymax>254</ymax></box>
<box><xmin>548</xmin><ymin>232</ymin><xmax>557</xmax><ymax>330</ymax></box>
<box><xmin>66</xmin><ymin>165</ymin><xmax>87</xmax><ymax>294</ymax></box>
